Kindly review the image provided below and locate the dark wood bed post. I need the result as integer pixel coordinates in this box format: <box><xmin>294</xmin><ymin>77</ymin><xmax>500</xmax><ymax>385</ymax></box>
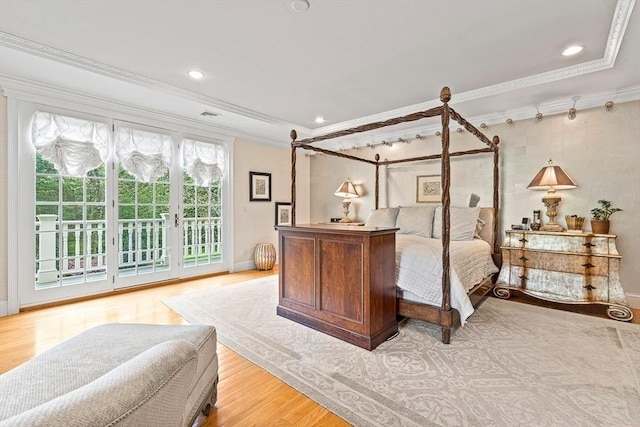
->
<box><xmin>290</xmin><ymin>130</ymin><xmax>297</xmax><ymax>226</ymax></box>
<box><xmin>374</xmin><ymin>153</ymin><xmax>380</xmax><ymax>210</ymax></box>
<box><xmin>440</xmin><ymin>87</ymin><xmax>452</xmax><ymax>344</ymax></box>
<box><xmin>492</xmin><ymin>135</ymin><xmax>500</xmax><ymax>258</ymax></box>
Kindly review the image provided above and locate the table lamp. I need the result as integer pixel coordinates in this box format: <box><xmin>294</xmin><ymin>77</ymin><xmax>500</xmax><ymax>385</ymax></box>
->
<box><xmin>527</xmin><ymin>159</ymin><xmax>577</xmax><ymax>232</ymax></box>
<box><xmin>334</xmin><ymin>178</ymin><xmax>359</xmax><ymax>223</ymax></box>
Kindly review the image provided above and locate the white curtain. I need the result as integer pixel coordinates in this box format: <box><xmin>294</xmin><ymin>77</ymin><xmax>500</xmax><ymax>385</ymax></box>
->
<box><xmin>31</xmin><ymin>111</ymin><xmax>109</xmax><ymax>177</ymax></box>
<box><xmin>182</xmin><ymin>138</ymin><xmax>226</xmax><ymax>187</ymax></box>
<box><xmin>115</xmin><ymin>126</ymin><xmax>172</xmax><ymax>183</ymax></box>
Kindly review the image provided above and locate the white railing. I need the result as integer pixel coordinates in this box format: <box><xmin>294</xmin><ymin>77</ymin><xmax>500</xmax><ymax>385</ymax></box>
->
<box><xmin>35</xmin><ymin>215</ymin><xmax>222</xmax><ymax>283</ymax></box>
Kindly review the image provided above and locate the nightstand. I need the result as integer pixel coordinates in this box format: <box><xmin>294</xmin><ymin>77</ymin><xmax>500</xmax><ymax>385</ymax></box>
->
<box><xmin>493</xmin><ymin>230</ymin><xmax>633</xmax><ymax>321</ymax></box>
<box><xmin>319</xmin><ymin>222</ymin><xmax>365</xmax><ymax>226</ymax></box>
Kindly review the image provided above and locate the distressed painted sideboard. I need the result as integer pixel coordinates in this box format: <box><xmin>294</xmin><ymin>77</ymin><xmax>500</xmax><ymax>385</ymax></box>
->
<box><xmin>493</xmin><ymin>230</ymin><xmax>633</xmax><ymax>321</ymax></box>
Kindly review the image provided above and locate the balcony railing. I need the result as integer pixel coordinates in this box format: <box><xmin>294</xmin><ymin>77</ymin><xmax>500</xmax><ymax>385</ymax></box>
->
<box><xmin>35</xmin><ymin>214</ymin><xmax>222</xmax><ymax>284</ymax></box>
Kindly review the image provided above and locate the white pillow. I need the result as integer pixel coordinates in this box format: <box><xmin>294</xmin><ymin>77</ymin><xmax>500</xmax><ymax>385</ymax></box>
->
<box><xmin>365</xmin><ymin>208</ymin><xmax>399</xmax><ymax>228</ymax></box>
<box><xmin>396</xmin><ymin>206</ymin><xmax>436</xmax><ymax>237</ymax></box>
<box><xmin>432</xmin><ymin>206</ymin><xmax>481</xmax><ymax>241</ymax></box>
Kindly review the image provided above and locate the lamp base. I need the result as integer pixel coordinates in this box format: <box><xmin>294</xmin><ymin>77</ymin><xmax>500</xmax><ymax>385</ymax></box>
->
<box><xmin>338</xmin><ymin>218</ymin><xmax>352</xmax><ymax>223</ymax></box>
<box><xmin>339</xmin><ymin>200</ymin><xmax>352</xmax><ymax>223</ymax></box>
<box><xmin>540</xmin><ymin>223</ymin><xmax>564</xmax><ymax>232</ymax></box>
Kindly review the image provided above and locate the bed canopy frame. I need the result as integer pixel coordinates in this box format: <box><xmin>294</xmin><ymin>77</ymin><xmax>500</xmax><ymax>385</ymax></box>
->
<box><xmin>287</xmin><ymin>87</ymin><xmax>500</xmax><ymax>343</ymax></box>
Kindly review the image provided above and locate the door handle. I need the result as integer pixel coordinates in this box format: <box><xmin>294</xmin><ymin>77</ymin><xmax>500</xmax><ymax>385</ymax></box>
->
<box><xmin>174</xmin><ymin>213</ymin><xmax>179</xmax><ymax>228</ymax></box>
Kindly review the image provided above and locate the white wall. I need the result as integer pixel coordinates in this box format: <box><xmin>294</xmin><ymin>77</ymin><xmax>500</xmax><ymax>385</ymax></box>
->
<box><xmin>233</xmin><ymin>139</ymin><xmax>310</xmax><ymax>270</ymax></box>
<box><xmin>310</xmin><ymin>101</ymin><xmax>640</xmax><ymax>308</ymax></box>
<box><xmin>0</xmin><ymin>93</ymin><xmax>8</xmax><ymax>314</ymax></box>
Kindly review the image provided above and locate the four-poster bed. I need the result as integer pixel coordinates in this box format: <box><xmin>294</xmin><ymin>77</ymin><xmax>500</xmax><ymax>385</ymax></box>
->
<box><xmin>278</xmin><ymin>87</ymin><xmax>500</xmax><ymax>345</ymax></box>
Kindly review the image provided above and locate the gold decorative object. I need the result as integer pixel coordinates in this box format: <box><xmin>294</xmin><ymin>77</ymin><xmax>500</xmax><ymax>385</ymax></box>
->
<box><xmin>565</xmin><ymin>215</ymin><xmax>585</xmax><ymax>232</ymax></box>
<box><xmin>527</xmin><ymin>159</ymin><xmax>578</xmax><ymax>232</ymax></box>
<box><xmin>254</xmin><ymin>243</ymin><xmax>276</xmax><ymax>270</ymax></box>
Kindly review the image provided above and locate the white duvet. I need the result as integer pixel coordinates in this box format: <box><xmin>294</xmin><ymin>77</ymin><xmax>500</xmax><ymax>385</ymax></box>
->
<box><xmin>395</xmin><ymin>235</ymin><xmax>499</xmax><ymax>325</ymax></box>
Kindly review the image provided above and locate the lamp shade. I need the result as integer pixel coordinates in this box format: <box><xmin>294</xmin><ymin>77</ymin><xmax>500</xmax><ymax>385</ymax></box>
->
<box><xmin>334</xmin><ymin>179</ymin><xmax>359</xmax><ymax>198</ymax></box>
<box><xmin>527</xmin><ymin>162</ymin><xmax>577</xmax><ymax>191</ymax></box>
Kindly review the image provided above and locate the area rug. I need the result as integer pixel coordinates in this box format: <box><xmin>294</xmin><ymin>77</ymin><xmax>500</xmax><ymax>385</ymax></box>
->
<box><xmin>164</xmin><ymin>275</ymin><xmax>640</xmax><ymax>427</ymax></box>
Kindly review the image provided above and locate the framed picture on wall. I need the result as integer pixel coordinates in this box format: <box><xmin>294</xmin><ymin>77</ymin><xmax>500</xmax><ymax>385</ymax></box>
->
<box><xmin>250</xmin><ymin>171</ymin><xmax>271</xmax><ymax>201</ymax></box>
<box><xmin>275</xmin><ymin>202</ymin><xmax>292</xmax><ymax>227</ymax></box>
<box><xmin>416</xmin><ymin>174</ymin><xmax>441</xmax><ymax>203</ymax></box>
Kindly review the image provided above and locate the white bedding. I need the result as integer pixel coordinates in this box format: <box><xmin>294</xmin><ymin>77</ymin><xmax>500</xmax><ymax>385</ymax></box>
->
<box><xmin>395</xmin><ymin>235</ymin><xmax>499</xmax><ymax>325</ymax></box>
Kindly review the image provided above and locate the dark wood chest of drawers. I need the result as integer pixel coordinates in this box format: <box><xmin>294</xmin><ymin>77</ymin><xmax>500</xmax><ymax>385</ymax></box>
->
<box><xmin>277</xmin><ymin>224</ymin><xmax>398</xmax><ymax>350</ymax></box>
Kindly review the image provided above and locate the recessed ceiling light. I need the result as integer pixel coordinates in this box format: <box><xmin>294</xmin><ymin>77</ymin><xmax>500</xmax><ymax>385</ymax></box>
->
<box><xmin>562</xmin><ymin>45</ymin><xmax>584</xmax><ymax>56</ymax></box>
<box><xmin>291</xmin><ymin>0</ymin><xmax>310</xmax><ymax>13</ymax></box>
<box><xmin>315</xmin><ymin>116</ymin><xmax>325</xmax><ymax>124</ymax></box>
<box><xmin>187</xmin><ymin>70</ymin><xmax>205</xmax><ymax>80</ymax></box>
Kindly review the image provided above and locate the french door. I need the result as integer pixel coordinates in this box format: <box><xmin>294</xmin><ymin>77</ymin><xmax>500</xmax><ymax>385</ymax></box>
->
<box><xmin>16</xmin><ymin>102</ymin><xmax>229</xmax><ymax>307</ymax></box>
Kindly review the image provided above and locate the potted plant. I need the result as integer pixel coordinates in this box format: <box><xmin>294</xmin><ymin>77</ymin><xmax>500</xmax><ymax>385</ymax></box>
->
<box><xmin>590</xmin><ymin>199</ymin><xmax>622</xmax><ymax>234</ymax></box>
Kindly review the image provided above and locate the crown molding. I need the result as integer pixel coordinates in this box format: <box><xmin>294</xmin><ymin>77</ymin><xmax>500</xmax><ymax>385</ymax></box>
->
<box><xmin>314</xmin><ymin>0</ymin><xmax>636</xmax><ymax>138</ymax></box>
<box><xmin>316</xmin><ymin>85</ymin><xmax>640</xmax><ymax>151</ymax></box>
<box><xmin>0</xmin><ymin>31</ymin><xmax>307</xmax><ymax>132</ymax></box>
<box><xmin>0</xmin><ymin>73</ymin><xmax>291</xmax><ymax>148</ymax></box>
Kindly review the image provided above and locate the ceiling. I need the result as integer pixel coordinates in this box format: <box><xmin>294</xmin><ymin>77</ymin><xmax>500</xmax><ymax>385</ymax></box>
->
<box><xmin>0</xmin><ymin>0</ymin><xmax>638</xmax><ymax>149</ymax></box>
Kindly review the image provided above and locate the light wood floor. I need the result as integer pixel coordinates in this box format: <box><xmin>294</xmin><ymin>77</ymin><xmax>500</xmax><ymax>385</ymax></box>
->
<box><xmin>0</xmin><ymin>267</ymin><xmax>348</xmax><ymax>427</ymax></box>
<box><xmin>1</xmin><ymin>269</ymin><xmax>638</xmax><ymax>426</ymax></box>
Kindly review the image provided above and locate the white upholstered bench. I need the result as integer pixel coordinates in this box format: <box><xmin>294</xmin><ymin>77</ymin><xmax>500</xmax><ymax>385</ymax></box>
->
<box><xmin>0</xmin><ymin>323</ymin><xmax>218</xmax><ymax>427</ymax></box>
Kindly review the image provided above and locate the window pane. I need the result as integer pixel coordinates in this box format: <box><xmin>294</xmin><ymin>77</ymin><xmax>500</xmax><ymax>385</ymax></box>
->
<box><xmin>62</xmin><ymin>177</ymin><xmax>85</xmax><ymax>202</ymax></box>
<box><xmin>138</xmin><ymin>183</ymin><xmax>153</xmax><ymax>204</ymax></box>
<box><xmin>156</xmin><ymin>183</ymin><xmax>170</xmax><ymax>204</ymax></box>
<box><xmin>87</xmin><ymin>205</ymin><xmax>105</xmax><ymax>221</ymax></box>
<box><xmin>36</xmin><ymin>204</ymin><xmax>59</xmax><ymax>217</ymax></box>
<box><xmin>63</xmin><ymin>205</ymin><xmax>83</xmax><ymax>221</ymax></box>
<box><xmin>119</xmin><ymin>205</ymin><xmax>135</xmax><ymax>219</ymax></box>
<box><xmin>87</xmin><ymin>165</ymin><xmax>106</xmax><ymax>178</ymax></box>
<box><xmin>119</xmin><ymin>181</ymin><xmax>135</xmax><ymax>203</ymax></box>
<box><xmin>36</xmin><ymin>176</ymin><xmax>59</xmax><ymax>202</ymax></box>
<box><xmin>138</xmin><ymin>205</ymin><xmax>153</xmax><ymax>219</ymax></box>
<box><xmin>35</xmin><ymin>153</ymin><xmax>58</xmax><ymax>175</ymax></box>
<box><xmin>86</xmin><ymin>178</ymin><xmax>105</xmax><ymax>203</ymax></box>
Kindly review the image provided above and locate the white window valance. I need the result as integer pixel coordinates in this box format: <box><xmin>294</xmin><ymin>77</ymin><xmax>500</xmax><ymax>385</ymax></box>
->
<box><xmin>31</xmin><ymin>111</ymin><xmax>109</xmax><ymax>177</ymax></box>
<box><xmin>115</xmin><ymin>126</ymin><xmax>172</xmax><ymax>183</ymax></box>
<box><xmin>182</xmin><ymin>138</ymin><xmax>226</xmax><ymax>187</ymax></box>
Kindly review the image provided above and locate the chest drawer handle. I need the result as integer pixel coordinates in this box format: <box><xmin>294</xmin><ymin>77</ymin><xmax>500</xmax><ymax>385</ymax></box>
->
<box><xmin>518</xmin><ymin>238</ymin><xmax>528</xmax><ymax>243</ymax></box>
<box><xmin>583</xmin><ymin>242</ymin><xmax>595</xmax><ymax>248</ymax></box>
<box><xmin>519</xmin><ymin>256</ymin><xmax>528</xmax><ymax>261</ymax></box>
<box><xmin>582</xmin><ymin>263</ymin><xmax>595</xmax><ymax>268</ymax></box>
<box><xmin>584</xmin><ymin>284</ymin><xmax>596</xmax><ymax>291</ymax></box>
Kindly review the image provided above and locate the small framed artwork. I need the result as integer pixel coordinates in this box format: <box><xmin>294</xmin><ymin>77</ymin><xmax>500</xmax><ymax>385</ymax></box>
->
<box><xmin>275</xmin><ymin>202</ymin><xmax>292</xmax><ymax>227</ymax></box>
<box><xmin>249</xmin><ymin>171</ymin><xmax>271</xmax><ymax>202</ymax></box>
<box><xmin>416</xmin><ymin>174</ymin><xmax>441</xmax><ymax>203</ymax></box>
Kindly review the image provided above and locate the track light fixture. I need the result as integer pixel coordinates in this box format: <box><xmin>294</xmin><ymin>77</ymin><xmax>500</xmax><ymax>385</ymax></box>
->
<box><xmin>568</xmin><ymin>96</ymin><xmax>580</xmax><ymax>120</ymax></box>
<box><xmin>435</xmin><ymin>131</ymin><xmax>441</xmax><ymax>136</ymax></box>
<box><xmin>605</xmin><ymin>101</ymin><xmax>614</xmax><ymax>112</ymax></box>
<box><xmin>506</xmin><ymin>118</ymin><xmax>514</xmax><ymax>125</ymax></box>
<box><xmin>415</xmin><ymin>134</ymin><xmax>423</xmax><ymax>140</ymax></box>
<box><xmin>479</xmin><ymin>123</ymin><xmax>488</xmax><ymax>129</ymax></box>
<box><xmin>456</xmin><ymin>128</ymin><xmax>464</xmax><ymax>133</ymax></box>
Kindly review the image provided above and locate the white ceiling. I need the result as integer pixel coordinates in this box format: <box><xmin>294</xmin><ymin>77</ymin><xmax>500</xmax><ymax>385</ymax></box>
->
<box><xmin>0</xmin><ymin>0</ymin><xmax>638</xmax><ymax>149</ymax></box>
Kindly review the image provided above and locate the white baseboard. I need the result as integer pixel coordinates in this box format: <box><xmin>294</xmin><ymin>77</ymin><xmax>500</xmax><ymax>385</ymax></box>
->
<box><xmin>0</xmin><ymin>300</ymin><xmax>7</xmax><ymax>317</ymax></box>
<box><xmin>625</xmin><ymin>293</ymin><xmax>640</xmax><ymax>310</ymax></box>
<box><xmin>234</xmin><ymin>260</ymin><xmax>256</xmax><ymax>272</ymax></box>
